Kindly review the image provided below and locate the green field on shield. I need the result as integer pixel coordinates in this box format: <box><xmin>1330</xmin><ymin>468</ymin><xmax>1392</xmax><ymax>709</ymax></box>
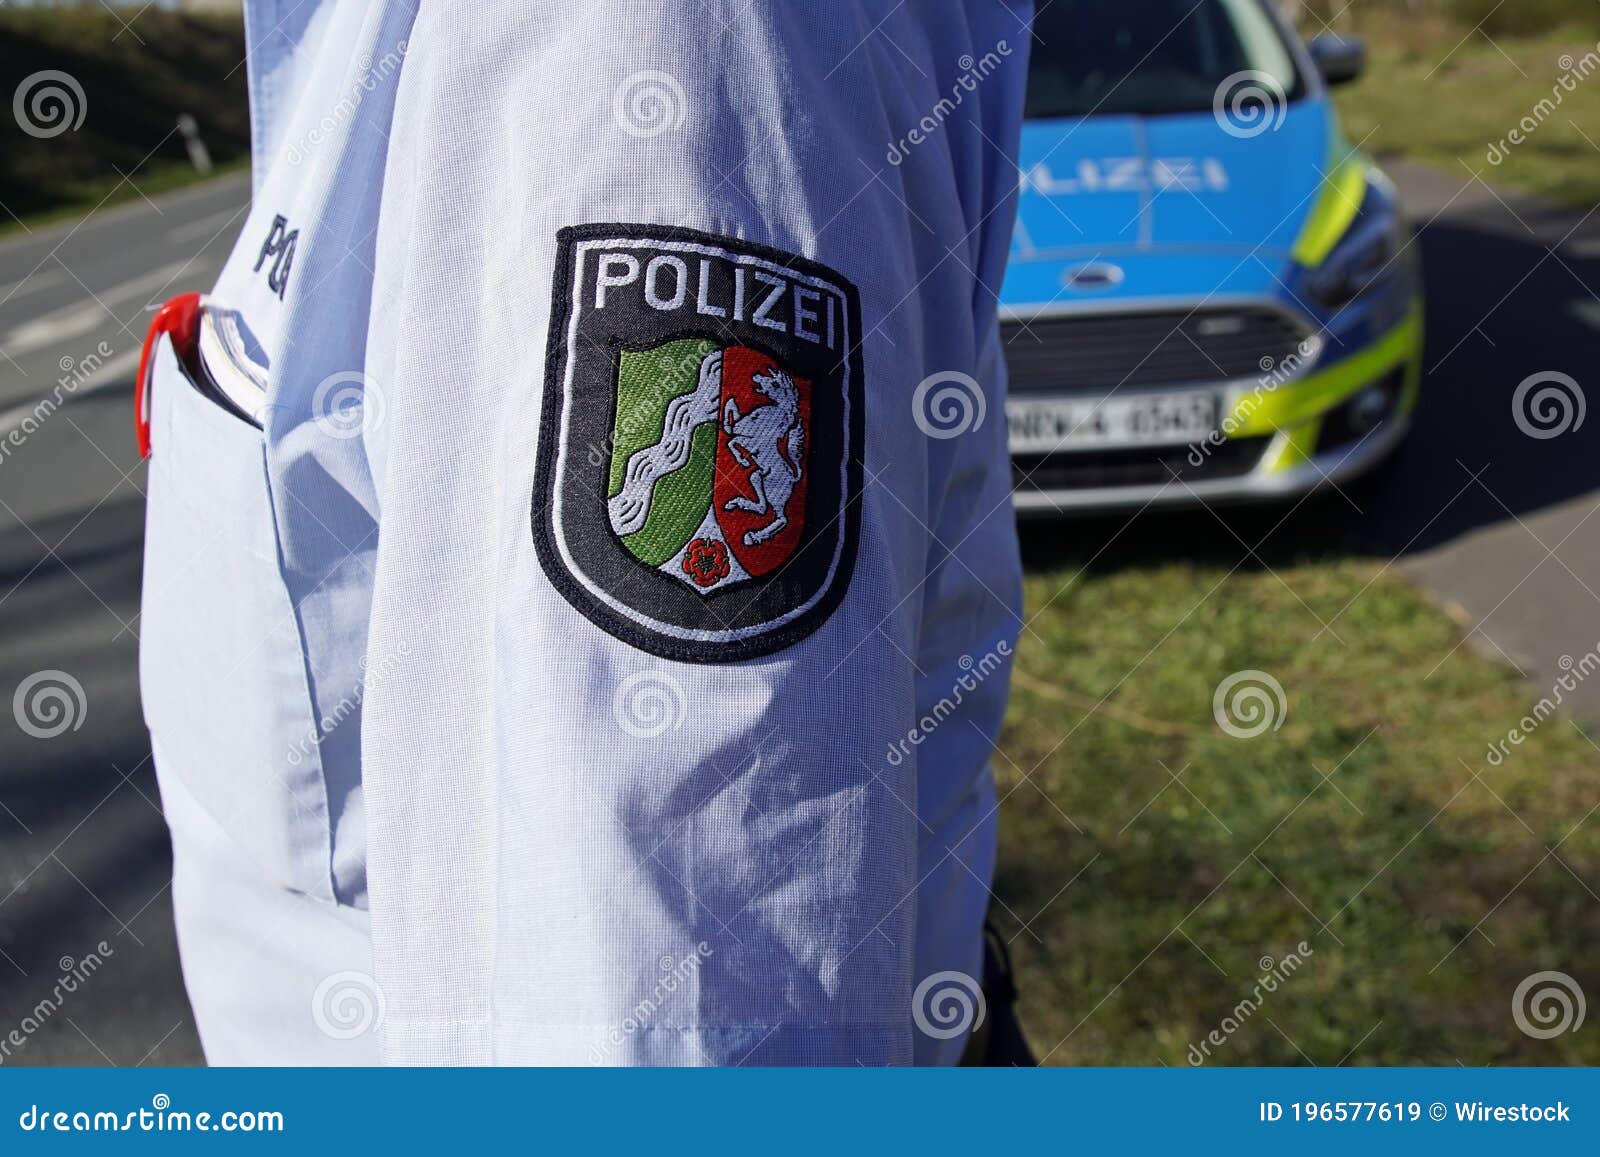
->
<box><xmin>610</xmin><ymin>339</ymin><xmax>719</xmax><ymax>567</ymax></box>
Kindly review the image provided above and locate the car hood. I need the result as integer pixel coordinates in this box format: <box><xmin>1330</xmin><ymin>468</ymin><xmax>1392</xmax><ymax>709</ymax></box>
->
<box><xmin>1003</xmin><ymin>99</ymin><xmax>1334</xmax><ymax>309</ymax></box>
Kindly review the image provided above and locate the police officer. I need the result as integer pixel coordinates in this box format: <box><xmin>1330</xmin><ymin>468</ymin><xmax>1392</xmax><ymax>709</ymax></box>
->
<box><xmin>139</xmin><ymin>0</ymin><xmax>1032</xmax><ymax>1065</ymax></box>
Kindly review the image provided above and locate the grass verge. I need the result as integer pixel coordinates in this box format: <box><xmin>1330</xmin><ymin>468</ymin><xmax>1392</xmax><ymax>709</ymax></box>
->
<box><xmin>993</xmin><ymin>517</ymin><xmax>1600</xmax><ymax>1065</ymax></box>
<box><xmin>0</xmin><ymin>9</ymin><xmax>249</xmax><ymax>231</ymax></box>
<box><xmin>1331</xmin><ymin>16</ymin><xmax>1600</xmax><ymax>208</ymax></box>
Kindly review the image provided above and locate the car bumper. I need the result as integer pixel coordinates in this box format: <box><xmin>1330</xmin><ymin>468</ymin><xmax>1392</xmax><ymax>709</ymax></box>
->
<box><xmin>1011</xmin><ymin>407</ymin><xmax>1412</xmax><ymax>514</ymax></box>
<box><xmin>1009</xmin><ymin>302</ymin><xmax>1423</xmax><ymax>516</ymax></box>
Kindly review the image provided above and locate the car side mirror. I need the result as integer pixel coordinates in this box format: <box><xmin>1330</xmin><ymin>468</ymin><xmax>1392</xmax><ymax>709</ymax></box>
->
<box><xmin>1309</xmin><ymin>34</ymin><xmax>1366</xmax><ymax>87</ymax></box>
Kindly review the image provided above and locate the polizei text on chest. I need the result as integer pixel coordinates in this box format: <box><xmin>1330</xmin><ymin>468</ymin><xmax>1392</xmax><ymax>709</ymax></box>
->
<box><xmin>589</xmin><ymin>248</ymin><xmax>845</xmax><ymax>351</ymax></box>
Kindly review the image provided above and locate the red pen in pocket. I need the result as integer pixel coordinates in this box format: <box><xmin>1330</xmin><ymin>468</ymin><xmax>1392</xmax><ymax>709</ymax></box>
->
<box><xmin>135</xmin><ymin>292</ymin><xmax>202</xmax><ymax>459</ymax></box>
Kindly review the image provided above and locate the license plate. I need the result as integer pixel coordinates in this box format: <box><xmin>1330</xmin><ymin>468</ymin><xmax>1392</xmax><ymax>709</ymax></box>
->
<box><xmin>1006</xmin><ymin>392</ymin><xmax>1220</xmax><ymax>453</ymax></box>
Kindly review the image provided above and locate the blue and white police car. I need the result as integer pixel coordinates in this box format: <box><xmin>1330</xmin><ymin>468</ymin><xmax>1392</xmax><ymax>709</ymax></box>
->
<box><xmin>1003</xmin><ymin>0</ymin><xmax>1422</xmax><ymax>512</ymax></box>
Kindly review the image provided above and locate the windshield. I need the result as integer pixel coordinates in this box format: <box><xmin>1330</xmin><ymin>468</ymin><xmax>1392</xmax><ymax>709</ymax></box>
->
<box><xmin>1025</xmin><ymin>0</ymin><xmax>1307</xmax><ymax>120</ymax></box>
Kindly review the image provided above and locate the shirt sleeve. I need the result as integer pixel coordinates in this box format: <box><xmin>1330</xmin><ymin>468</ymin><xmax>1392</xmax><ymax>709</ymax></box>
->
<box><xmin>358</xmin><ymin>0</ymin><xmax>1031</xmax><ymax>1065</ymax></box>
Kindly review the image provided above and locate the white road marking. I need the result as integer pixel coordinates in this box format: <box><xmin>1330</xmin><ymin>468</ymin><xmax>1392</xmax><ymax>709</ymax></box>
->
<box><xmin>0</xmin><ymin>347</ymin><xmax>142</xmax><ymax>437</ymax></box>
<box><xmin>1569</xmin><ymin>300</ymin><xmax>1600</xmax><ymax>333</ymax></box>
<box><xmin>0</xmin><ymin>259</ymin><xmax>199</xmax><ymax>357</ymax></box>
<box><xmin>165</xmin><ymin>205</ymin><xmax>249</xmax><ymax>244</ymax></box>
<box><xmin>0</xmin><ymin>171</ymin><xmax>250</xmax><ymax>262</ymax></box>
<box><xmin>0</xmin><ymin>268</ymin><xmax>67</xmax><ymax>305</ymax></box>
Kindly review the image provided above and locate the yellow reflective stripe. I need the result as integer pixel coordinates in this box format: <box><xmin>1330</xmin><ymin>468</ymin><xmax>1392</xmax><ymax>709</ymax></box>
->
<box><xmin>1398</xmin><ymin>313</ymin><xmax>1425</xmax><ymax>415</ymax></box>
<box><xmin>1225</xmin><ymin>306</ymin><xmax>1421</xmax><ymax>438</ymax></box>
<box><xmin>1291</xmin><ymin>158</ymin><xmax>1371</xmax><ymax>267</ymax></box>
<box><xmin>1258</xmin><ymin>421</ymin><xmax>1322</xmax><ymax>474</ymax></box>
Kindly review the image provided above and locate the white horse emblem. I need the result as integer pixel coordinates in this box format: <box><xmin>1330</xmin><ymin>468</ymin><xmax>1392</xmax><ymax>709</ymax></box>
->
<box><xmin>721</xmin><ymin>365</ymin><xmax>805</xmax><ymax>547</ymax></box>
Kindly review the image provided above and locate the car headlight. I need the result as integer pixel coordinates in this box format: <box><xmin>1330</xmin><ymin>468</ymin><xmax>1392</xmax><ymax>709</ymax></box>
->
<box><xmin>1305</xmin><ymin>177</ymin><xmax>1407</xmax><ymax>309</ymax></box>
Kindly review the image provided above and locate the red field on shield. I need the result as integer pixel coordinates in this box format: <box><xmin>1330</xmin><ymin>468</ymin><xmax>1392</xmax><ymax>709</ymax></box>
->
<box><xmin>714</xmin><ymin>346</ymin><xmax>811</xmax><ymax>578</ymax></box>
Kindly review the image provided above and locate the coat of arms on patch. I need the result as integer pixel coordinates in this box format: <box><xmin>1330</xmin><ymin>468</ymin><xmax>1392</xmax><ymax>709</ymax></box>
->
<box><xmin>533</xmin><ymin>224</ymin><xmax>864</xmax><ymax>663</ymax></box>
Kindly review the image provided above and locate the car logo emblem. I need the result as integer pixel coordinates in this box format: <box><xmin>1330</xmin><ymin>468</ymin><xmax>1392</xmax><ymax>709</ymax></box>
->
<box><xmin>1061</xmin><ymin>263</ymin><xmax>1125</xmax><ymax>292</ymax></box>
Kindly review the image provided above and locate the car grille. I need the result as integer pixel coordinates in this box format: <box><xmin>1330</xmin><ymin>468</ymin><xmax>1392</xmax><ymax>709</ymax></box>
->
<box><xmin>1012</xmin><ymin>436</ymin><xmax>1271</xmax><ymax>495</ymax></box>
<box><xmin>1001</xmin><ymin>307</ymin><xmax>1309</xmax><ymax>393</ymax></box>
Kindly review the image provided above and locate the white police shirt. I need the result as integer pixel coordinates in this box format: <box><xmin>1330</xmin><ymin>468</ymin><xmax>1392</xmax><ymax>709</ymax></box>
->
<box><xmin>140</xmin><ymin>0</ymin><xmax>1030</xmax><ymax>1066</ymax></box>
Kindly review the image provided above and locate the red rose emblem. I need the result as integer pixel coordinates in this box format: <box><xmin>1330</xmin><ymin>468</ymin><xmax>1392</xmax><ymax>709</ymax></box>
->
<box><xmin>682</xmin><ymin>537</ymin><xmax>731</xmax><ymax>587</ymax></box>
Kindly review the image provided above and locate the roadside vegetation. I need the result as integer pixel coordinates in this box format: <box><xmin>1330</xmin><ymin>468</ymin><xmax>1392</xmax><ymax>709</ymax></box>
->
<box><xmin>1319</xmin><ymin>2</ymin><xmax>1600</xmax><ymax>207</ymax></box>
<box><xmin>994</xmin><ymin>511</ymin><xmax>1600</xmax><ymax>1065</ymax></box>
<box><xmin>0</xmin><ymin>8</ymin><xmax>248</xmax><ymax>231</ymax></box>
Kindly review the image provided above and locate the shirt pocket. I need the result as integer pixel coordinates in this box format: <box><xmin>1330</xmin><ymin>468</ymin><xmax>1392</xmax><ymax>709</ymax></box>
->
<box><xmin>139</xmin><ymin>333</ymin><xmax>333</xmax><ymax>901</ymax></box>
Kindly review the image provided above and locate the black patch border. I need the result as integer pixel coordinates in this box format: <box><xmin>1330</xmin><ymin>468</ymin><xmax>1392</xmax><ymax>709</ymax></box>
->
<box><xmin>532</xmin><ymin>223</ymin><xmax>865</xmax><ymax>664</ymax></box>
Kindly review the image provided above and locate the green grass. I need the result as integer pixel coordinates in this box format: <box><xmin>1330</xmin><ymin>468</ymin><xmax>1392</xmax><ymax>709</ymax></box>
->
<box><xmin>992</xmin><ymin>521</ymin><xmax>1600</xmax><ymax>1065</ymax></box>
<box><xmin>1331</xmin><ymin>18</ymin><xmax>1600</xmax><ymax>208</ymax></box>
<box><xmin>0</xmin><ymin>157</ymin><xmax>251</xmax><ymax>240</ymax></box>
<box><xmin>0</xmin><ymin>9</ymin><xmax>249</xmax><ymax>228</ymax></box>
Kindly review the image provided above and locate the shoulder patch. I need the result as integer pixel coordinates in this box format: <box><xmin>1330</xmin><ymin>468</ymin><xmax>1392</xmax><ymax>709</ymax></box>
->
<box><xmin>532</xmin><ymin>224</ymin><xmax>865</xmax><ymax>663</ymax></box>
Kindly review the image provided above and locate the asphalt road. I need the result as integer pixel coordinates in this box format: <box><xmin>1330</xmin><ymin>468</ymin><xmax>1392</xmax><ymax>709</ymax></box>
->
<box><xmin>0</xmin><ymin>174</ymin><xmax>248</xmax><ymax>1066</ymax></box>
<box><xmin>1376</xmin><ymin>161</ymin><xmax>1600</xmax><ymax>713</ymax></box>
<box><xmin>0</xmin><ymin>163</ymin><xmax>1595</xmax><ymax>1066</ymax></box>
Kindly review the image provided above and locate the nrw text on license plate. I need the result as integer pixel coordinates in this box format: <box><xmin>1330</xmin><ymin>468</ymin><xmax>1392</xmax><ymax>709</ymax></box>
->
<box><xmin>1007</xmin><ymin>392</ymin><xmax>1219</xmax><ymax>453</ymax></box>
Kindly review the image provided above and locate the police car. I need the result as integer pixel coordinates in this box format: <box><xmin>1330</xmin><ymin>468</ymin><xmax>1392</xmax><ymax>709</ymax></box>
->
<box><xmin>1003</xmin><ymin>0</ymin><xmax>1422</xmax><ymax>512</ymax></box>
